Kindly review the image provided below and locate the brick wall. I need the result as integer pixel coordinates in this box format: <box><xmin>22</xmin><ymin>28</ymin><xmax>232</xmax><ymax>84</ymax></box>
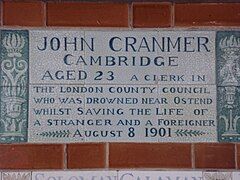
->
<box><xmin>0</xmin><ymin>0</ymin><xmax>240</xmax><ymax>170</ymax></box>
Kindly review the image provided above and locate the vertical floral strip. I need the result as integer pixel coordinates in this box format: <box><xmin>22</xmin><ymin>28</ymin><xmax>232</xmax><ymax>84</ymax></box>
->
<box><xmin>217</xmin><ymin>31</ymin><xmax>240</xmax><ymax>142</ymax></box>
<box><xmin>0</xmin><ymin>30</ymin><xmax>29</xmax><ymax>143</ymax></box>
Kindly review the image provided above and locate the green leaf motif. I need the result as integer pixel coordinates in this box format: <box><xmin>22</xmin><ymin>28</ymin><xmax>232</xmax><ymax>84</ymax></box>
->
<box><xmin>175</xmin><ymin>129</ymin><xmax>206</xmax><ymax>137</ymax></box>
<box><xmin>38</xmin><ymin>130</ymin><xmax>71</xmax><ymax>138</ymax></box>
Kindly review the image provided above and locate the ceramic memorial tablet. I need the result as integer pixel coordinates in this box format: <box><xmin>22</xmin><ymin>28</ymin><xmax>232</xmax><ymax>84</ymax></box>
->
<box><xmin>0</xmin><ymin>29</ymin><xmax>239</xmax><ymax>143</ymax></box>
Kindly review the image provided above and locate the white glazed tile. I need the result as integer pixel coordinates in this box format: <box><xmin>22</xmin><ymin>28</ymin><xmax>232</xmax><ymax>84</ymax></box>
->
<box><xmin>32</xmin><ymin>171</ymin><xmax>118</xmax><ymax>180</ymax></box>
<box><xmin>83</xmin><ymin>30</ymin><xmax>216</xmax><ymax>85</ymax></box>
<box><xmin>84</xmin><ymin>84</ymin><xmax>158</xmax><ymax>142</ymax></box>
<box><xmin>27</xmin><ymin>84</ymin><xmax>218</xmax><ymax>142</ymax></box>
<box><xmin>84</xmin><ymin>30</ymin><xmax>159</xmax><ymax>85</ymax></box>
<box><xmin>233</xmin><ymin>172</ymin><xmax>240</xmax><ymax>180</ymax></box>
<box><xmin>155</xmin><ymin>84</ymin><xmax>217</xmax><ymax>142</ymax></box>
<box><xmin>29</xmin><ymin>30</ymin><xmax>85</xmax><ymax>85</ymax></box>
<box><xmin>28</xmin><ymin>85</ymin><xmax>85</xmax><ymax>143</ymax></box>
<box><xmin>156</xmin><ymin>30</ymin><xmax>216</xmax><ymax>85</ymax></box>
<box><xmin>118</xmin><ymin>171</ymin><xmax>203</xmax><ymax>180</ymax></box>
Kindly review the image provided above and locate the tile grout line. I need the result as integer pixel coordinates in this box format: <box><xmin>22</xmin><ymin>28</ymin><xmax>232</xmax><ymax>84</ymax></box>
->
<box><xmin>235</xmin><ymin>143</ymin><xmax>238</xmax><ymax>169</ymax></box>
<box><xmin>171</xmin><ymin>2</ymin><xmax>175</xmax><ymax>28</ymax></box>
<box><xmin>191</xmin><ymin>144</ymin><xmax>195</xmax><ymax>169</ymax></box>
<box><xmin>105</xmin><ymin>143</ymin><xmax>109</xmax><ymax>169</ymax></box>
<box><xmin>129</xmin><ymin>2</ymin><xmax>133</xmax><ymax>29</ymax></box>
<box><xmin>63</xmin><ymin>144</ymin><xmax>68</xmax><ymax>170</ymax></box>
<box><xmin>1</xmin><ymin>1</ymin><xmax>3</xmax><ymax>26</ymax></box>
<box><xmin>43</xmin><ymin>1</ymin><xmax>47</xmax><ymax>27</ymax></box>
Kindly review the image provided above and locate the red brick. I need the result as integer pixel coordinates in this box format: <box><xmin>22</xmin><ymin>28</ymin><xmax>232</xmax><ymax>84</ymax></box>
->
<box><xmin>195</xmin><ymin>143</ymin><xmax>235</xmax><ymax>169</ymax></box>
<box><xmin>236</xmin><ymin>144</ymin><xmax>240</xmax><ymax>169</ymax></box>
<box><xmin>175</xmin><ymin>3</ymin><xmax>240</xmax><ymax>26</ymax></box>
<box><xmin>109</xmin><ymin>143</ymin><xmax>191</xmax><ymax>168</ymax></box>
<box><xmin>67</xmin><ymin>143</ymin><xmax>106</xmax><ymax>169</ymax></box>
<box><xmin>3</xmin><ymin>1</ymin><xmax>45</xmax><ymax>26</ymax></box>
<box><xmin>0</xmin><ymin>144</ymin><xmax>64</xmax><ymax>169</ymax></box>
<box><xmin>133</xmin><ymin>3</ymin><xmax>172</xmax><ymax>28</ymax></box>
<box><xmin>47</xmin><ymin>2</ymin><xmax>128</xmax><ymax>27</ymax></box>
<box><xmin>0</xmin><ymin>1</ymin><xmax>2</xmax><ymax>26</ymax></box>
